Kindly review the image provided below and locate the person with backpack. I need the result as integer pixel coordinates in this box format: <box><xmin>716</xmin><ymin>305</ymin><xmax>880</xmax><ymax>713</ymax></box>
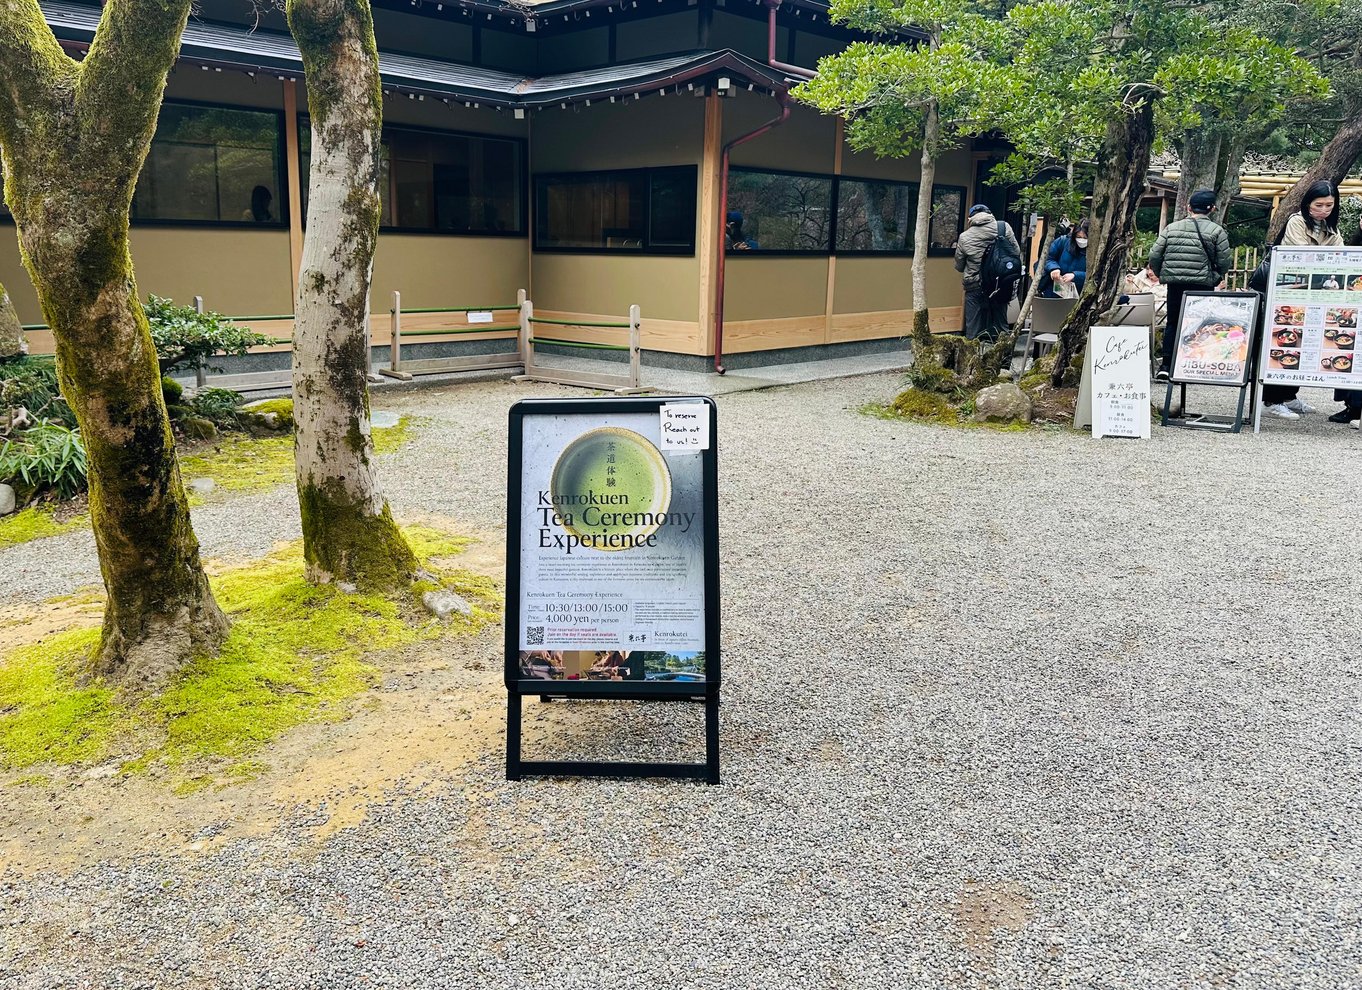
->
<box><xmin>1149</xmin><ymin>189</ymin><xmax>1232</xmax><ymax>380</ymax></box>
<box><xmin>1041</xmin><ymin>219</ymin><xmax>1088</xmax><ymax>298</ymax></box>
<box><xmin>955</xmin><ymin>203</ymin><xmax>1022</xmax><ymax>340</ymax></box>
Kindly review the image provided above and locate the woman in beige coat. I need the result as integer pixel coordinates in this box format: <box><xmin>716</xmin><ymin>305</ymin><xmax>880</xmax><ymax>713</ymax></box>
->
<box><xmin>1263</xmin><ymin>181</ymin><xmax>1343</xmax><ymax>420</ymax></box>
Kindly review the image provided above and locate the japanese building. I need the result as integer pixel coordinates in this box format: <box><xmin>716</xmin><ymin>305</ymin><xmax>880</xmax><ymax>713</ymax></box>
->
<box><xmin>3</xmin><ymin>0</ymin><xmax>1006</xmax><ymax>370</ymax></box>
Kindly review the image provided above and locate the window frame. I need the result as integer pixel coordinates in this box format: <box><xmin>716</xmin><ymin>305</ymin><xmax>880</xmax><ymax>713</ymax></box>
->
<box><xmin>298</xmin><ymin>117</ymin><xmax>529</xmax><ymax>238</ymax></box>
<box><xmin>128</xmin><ymin>97</ymin><xmax>292</xmax><ymax>230</ymax></box>
<box><xmin>726</xmin><ymin>165</ymin><xmax>837</xmax><ymax>256</ymax></box>
<box><xmin>719</xmin><ymin>169</ymin><xmax>969</xmax><ymax>258</ymax></box>
<box><xmin>532</xmin><ymin>165</ymin><xmax>699</xmax><ymax>255</ymax></box>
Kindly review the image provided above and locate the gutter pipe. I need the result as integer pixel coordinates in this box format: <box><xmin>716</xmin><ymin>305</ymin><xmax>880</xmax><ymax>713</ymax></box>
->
<box><xmin>713</xmin><ymin>0</ymin><xmax>815</xmax><ymax>374</ymax></box>
<box><xmin>715</xmin><ymin>94</ymin><xmax>791</xmax><ymax>375</ymax></box>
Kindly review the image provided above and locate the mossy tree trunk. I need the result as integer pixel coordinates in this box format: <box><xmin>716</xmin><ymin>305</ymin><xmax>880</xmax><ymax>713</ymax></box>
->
<box><xmin>0</xmin><ymin>281</ymin><xmax>23</xmax><ymax>359</ymax></box>
<box><xmin>287</xmin><ymin>0</ymin><xmax>416</xmax><ymax>590</ymax></box>
<box><xmin>1050</xmin><ymin>99</ymin><xmax>1155</xmax><ymax>388</ymax></box>
<box><xmin>910</xmin><ymin>96</ymin><xmax>940</xmax><ymax>347</ymax></box>
<box><xmin>1265</xmin><ymin>112</ymin><xmax>1362</xmax><ymax>245</ymax></box>
<box><xmin>0</xmin><ymin>0</ymin><xmax>228</xmax><ymax>686</ymax></box>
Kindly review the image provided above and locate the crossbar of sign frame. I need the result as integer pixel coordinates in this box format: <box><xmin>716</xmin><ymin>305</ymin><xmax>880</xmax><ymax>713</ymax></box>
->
<box><xmin>1260</xmin><ymin>246</ymin><xmax>1362</xmax><ymax>388</ymax></box>
<box><xmin>503</xmin><ymin>396</ymin><xmax>721</xmax><ymax>784</ymax></box>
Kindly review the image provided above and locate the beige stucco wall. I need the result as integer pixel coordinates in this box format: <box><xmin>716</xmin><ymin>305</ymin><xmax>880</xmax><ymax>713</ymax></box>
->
<box><xmin>135</xmin><ymin>228</ymin><xmax>295</xmax><ymax>316</ymax></box>
<box><xmin>374</xmin><ymin>235</ymin><xmax>528</xmax><ymax>312</ymax></box>
<box><xmin>724</xmin><ymin>257</ymin><xmax>827</xmax><ymax>322</ymax></box>
<box><xmin>531</xmin><ymin>255</ymin><xmax>698</xmax><ymax>324</ymax></box>
<box><xmin>530</xmin><ymin>98</ymin><xmax>704</xmax><ymax>172</ymax></box>
<box><xmin>833</xmin><ymin>256</ymin><xmax>962</xmax><ymax>313</ymax></box>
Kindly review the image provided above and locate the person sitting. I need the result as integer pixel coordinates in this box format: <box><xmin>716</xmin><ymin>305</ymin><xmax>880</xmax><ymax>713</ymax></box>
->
<box><xmin>725</xmin><ymin>211</ymin><xmax>758</xmax><ymax>251</ymax></box>
<box><xmin>243</xmin><ymin>185</ymin><xmax>274</xmax><ymax>223</ymax></box>
<box><xmin>1041</xmin><ymin>219</ymin><xmax>1088</xmax><ymax>298</ymax></box>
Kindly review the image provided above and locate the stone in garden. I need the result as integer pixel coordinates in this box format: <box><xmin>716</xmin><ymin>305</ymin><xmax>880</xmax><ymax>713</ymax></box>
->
<box><xmin>0</xmin><ymin>483</ymin><xmax>14</xmax><ymax>516</ymax></box>
<box><xmin>423</xmin><ymin>589</ymin><xmax>472</xmax><ymax>620</ymax></box>
<box><xmin>186</xmin><ymin>477</ymin><xmax>216</xmax><ymax>495</ymax></box>
<box><xmin>973</xmin><ymin>382</ymin><xmax>1033</xmax><ymax>425</ymax></box>
<box><xmin>181</xmin><ymin>417</ymin><xmax>218</xmax><ymax>440</ymax></box>
<box><xmin>997</xmin><ymin>369</ymin><xmax>1015</xmax><ymax>382</ymax></box>
<box><xmin>371</xmin><ymin>410</ymin><xmax>400</xmax><ymax>428</ymax></box>
<box><xmin>240</xmin><ymin>398</ymin><xmax>295</xmax><ymax>431</ymax></box>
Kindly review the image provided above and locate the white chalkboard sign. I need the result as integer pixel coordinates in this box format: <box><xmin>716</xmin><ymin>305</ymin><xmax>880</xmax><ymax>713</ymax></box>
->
<box><xmin>1088</xmin><ymin>325</ymin><xmax>1151</xmax><ymax>439</ymax></box>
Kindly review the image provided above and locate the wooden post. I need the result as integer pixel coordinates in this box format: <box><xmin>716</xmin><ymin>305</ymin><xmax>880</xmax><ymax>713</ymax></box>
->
<box><xmin>1157</xmin><ymin>195</ymin><xmax>1169</xmax><ymax>232</ymax></box>
<box><xmin>519</xmin><ymin>295</ymin><xmax>535</xmax><ymax>378</ymax></box>
<box><xmin>193</xmin><ymin>295</ymin><xmax>207</xmax><ymax>388</ymax></box>
<box><xmin>825</xmin><ymin>117</ymin><xmax>843</xmax><ymax>344</ymax></box>
<box><xmin>696</xmin><ymin>93</ymin><xmax>722</xmax><ymax>357</ymax></box>
<box><xmin>282</xmin><ymin>80</ymin><xmax>304</xmax><ymax>307</ymax></box>
<box><xmin>379</xmin><ymin>290</ymin><xmax>412</xmax><ymax>380</ymax></box>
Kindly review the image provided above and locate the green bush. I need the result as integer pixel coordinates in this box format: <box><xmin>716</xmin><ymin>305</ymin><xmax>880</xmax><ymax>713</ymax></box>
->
<box><xmin>191</xmin><ymin>387</ymin><xmax>246</xmax><ymax>429</ymax></box>
<box><xmin>0</xmin><ymin>356</ymin><xmax>76</xmax><ymax>429</ymax></box>
<box><xmin>0</xmin><ymin>420</ymin><xmax>88</xmax><ymax>499</ymax></box>
<box><xmin>162</xmin><ymin>375</ymin><xmax>184</xmax><ymax>406</ymax></box>
<box><xmin>145</xmin><ymin>296</ymin><xmax>271</xmax><ymax>377</ymax></box>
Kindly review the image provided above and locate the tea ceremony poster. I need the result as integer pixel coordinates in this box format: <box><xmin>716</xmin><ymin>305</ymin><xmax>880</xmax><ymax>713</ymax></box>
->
<box><xmin>1261</xmin><ymin>245</ymin><xmax>1362</xmax><ymax>388</ymax></box>
<box><xmin>510</xmin><ymin>399</ymin><xmax>713</xmax><ymax>686</ymax></box>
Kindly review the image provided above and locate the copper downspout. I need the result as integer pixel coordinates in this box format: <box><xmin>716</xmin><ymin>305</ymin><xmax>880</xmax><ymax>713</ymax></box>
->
<box><xmin>713</xmin><ymin>0</ymin><xmax>816</xmax><ymax>373</ymax></box>
<box><xmin>765</xmin><ymin>0</ymin><xmax>816</xmax><ymax>80</ymax></box>
<box><xmin>715</xmin><ymin>95</ymin><xmax>791</xmax><ymax>374</ymax></box>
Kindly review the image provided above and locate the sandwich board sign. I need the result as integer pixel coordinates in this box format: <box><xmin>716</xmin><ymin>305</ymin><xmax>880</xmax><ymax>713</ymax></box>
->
<box><xmin>1087</xmin><ymin>325</ymin><xmax>1151</xmax><ymax>439</ymax></box>
<box><xmin>504</xmin><ymin>396</ymin><xmax>721</xmax><ymax>784</ymax></box>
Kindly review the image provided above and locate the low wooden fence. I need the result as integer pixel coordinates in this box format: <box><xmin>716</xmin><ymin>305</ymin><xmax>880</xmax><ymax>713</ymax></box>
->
<box><xmin>515</xmin><ymin>299</ymin><xmax>646</xmax><ymax>394</ymax></box>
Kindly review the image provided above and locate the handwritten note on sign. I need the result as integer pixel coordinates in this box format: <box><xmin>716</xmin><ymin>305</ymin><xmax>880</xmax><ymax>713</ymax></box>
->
<box><xmin>660</xmin><ymin>403</ymin><xmax>710</xmax><ymax>451</ymax></box>
<box><xmin>1089</xmin><ymin>325</ymin><xmax>1151</xmax><ymax>439</ymax></box>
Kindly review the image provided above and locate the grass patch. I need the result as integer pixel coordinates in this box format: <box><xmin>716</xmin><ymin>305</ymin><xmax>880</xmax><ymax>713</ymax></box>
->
<box><xmin>0</xmin><ymin>524</ymin><xmax>498</xmax><ymax>789</ymax></box>
<box><xmin>0</xmin><ymin>506</ymin><xmax>86</xmax><ymax>550</ymax></box>
<box><xmin>862</xmin><ymin>397</ymin><xmax>1046</xmax><ymax>433</ymax></box>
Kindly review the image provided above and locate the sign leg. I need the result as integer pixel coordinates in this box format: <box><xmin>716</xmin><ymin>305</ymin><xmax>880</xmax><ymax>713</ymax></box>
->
<box><xmin>705</xmin><ymin>695</ymin><xmax>721</xmax><ymax>785</ymax></box>
<box><xmin>506</xmin><ymin>691</ymin><xmax>523</xmax><ymax>781</ymax></box>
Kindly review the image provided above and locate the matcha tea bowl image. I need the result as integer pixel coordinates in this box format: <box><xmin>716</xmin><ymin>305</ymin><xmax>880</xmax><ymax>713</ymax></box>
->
<box><xmin>550</xmin><ymin>427</ymin><xmax>672</xmax><ymax>548</ymax></box>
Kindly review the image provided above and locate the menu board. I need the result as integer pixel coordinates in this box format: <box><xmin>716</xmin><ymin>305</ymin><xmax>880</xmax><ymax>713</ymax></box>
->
<box><xmin>1089</xmin><ymin>325</ymin><xmax>1151</xmax><ymax>439</ymax></box>
<box><xmin>1261</xmin><ymin>246</ymin><xmax>1362</xmax><ymax>386</ymax></box>
<box><xmin>1169</xmin><ymin>291</ymin><xmax>1259</xmax><ymax>386</ymax></box>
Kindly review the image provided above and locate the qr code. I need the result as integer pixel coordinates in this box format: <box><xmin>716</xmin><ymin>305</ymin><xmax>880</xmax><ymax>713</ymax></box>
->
<box><xmin>525</xmin><ymin>626</ymin><xmax>545</xmax><ymax>645</ymax></box>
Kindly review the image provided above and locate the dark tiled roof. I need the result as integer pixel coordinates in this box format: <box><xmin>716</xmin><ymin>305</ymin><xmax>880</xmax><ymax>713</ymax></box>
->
<box><xmin>40</xmin><ymin>1</ymin><xmax>792</xmax><ymax>107</ymax></box>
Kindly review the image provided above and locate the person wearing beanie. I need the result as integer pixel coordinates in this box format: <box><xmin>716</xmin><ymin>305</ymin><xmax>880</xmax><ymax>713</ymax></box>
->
<box><xmin>954</xmin><ymin>202</ymin><xmax>1022</xmax><ymax>340</ymax></box>
<box><xmin>1148</xmin><ymin>188</ymin><xmax>1232</xmax><ymax>379</ymax></box>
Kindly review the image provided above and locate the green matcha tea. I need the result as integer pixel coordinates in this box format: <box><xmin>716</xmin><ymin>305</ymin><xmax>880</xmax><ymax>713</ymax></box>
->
<box><xmin>550</xmin><ymin>427</ymin><xmax>671</xmax><ymax>544</ymax></box>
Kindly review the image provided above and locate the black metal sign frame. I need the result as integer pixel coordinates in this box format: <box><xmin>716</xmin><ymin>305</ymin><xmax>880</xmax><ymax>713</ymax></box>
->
<box><xmin>1162</xmin><ymin>290</ymin><xmax>1262</xmax><ymax>433</ymax></box>
<box><xmin>504</xmin><ymin>396</ymin><xmax>721</xmax><ymax>784</ymax></box>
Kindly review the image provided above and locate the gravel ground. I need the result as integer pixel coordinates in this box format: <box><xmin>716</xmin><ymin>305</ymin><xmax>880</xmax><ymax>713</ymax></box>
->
<box><xmin>3</xmin><ymin>374</ymin><xmax>1361</xmax><ymax>989</ymax></box>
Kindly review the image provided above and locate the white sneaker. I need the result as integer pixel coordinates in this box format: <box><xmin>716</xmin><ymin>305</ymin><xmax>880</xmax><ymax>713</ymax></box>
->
<box><xmin>1285</xmin><ymin>398</ymin><xmax>1317</xmax><ymax>414</ymax></box>
<box><xmin>1352</xmin><ymin>419</ymin><xmax>1360</xmax><ymax>430</ymax></box>
<box><xmin>1264</xmin><ymin>403</ymin><xmax>1300</xmax><ymax>420</ymax></box>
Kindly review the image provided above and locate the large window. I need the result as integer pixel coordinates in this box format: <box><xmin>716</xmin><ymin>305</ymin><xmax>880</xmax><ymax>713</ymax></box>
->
<box><xmin>534</xmin><ymin>167</ymin><xmax>697</xmax><ymax>253</ymax></box>
<box><xmin>728</xmin><ymin>169</ymin><xmax>834</xmax><ymax>252</ymax></box>
<box><xmin>132</xmin><ymin>103</ymin><xmax>285</xmax><ymax>225</ymax></box>
<box><xmin>835</xmin><ymin>178</ymin><xmax>966</xmax><ymax>255</ymax></box>
<box><xmin>300</xmin><ymin>123</ymin><xmax>524</xmax><ymax>235</ymax></box>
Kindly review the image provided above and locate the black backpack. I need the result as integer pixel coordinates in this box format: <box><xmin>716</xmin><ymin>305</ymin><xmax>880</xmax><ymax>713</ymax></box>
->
<box><xmin>979</xmin><ymin>221</ymin><xmax>1023</xmax><ymax>300</ymax></box>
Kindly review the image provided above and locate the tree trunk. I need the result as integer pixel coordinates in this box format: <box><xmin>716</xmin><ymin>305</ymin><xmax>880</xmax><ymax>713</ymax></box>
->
<box><xmin>288</xmin><ymin>0</ymin><xmax>416</xmax><ymax>590</ymax></box>
<box><xmin>1051</xmin><ymin>99</ymin><xmax>1155</xmax><ymax>387</ymax></box>
<box><xmin>0</xmin><ymin>281</ymin><xmax>23</xmax><ymax>359</ymax></box>
<box><xmin>910</xmin><ymin>98</ymin><xmax>940</xmax><ymax>346</ymax></box>
<box><xmin>1266</xmin><ymin>112</ymin><xmax>1362</xmax><ymax>244</ymax></box>
<box><xmin>0</xmin><ymin>0</ymin><xmax>228</xmax><ymax>687</ymax></box>
<box><xmin>1212</xmin><ymin>135</ymin><xmax>1248</xmax><ymax>224</ymax></box>
<box><xmin>1014</xmin><ymin>227</ymin><xmax>1059</xmax><ymax>330</ymax></box>
<box><xmin>1174</xmin><ymin>130</ymin><xmax>1221</xmax><ymax>222</ymax></box>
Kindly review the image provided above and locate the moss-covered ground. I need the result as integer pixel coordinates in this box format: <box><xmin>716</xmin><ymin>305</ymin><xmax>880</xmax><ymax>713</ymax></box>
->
<box><xmin>860</xmin><ymin>398</ymin><xmax>1037</xmax><ymax>433</ymax></box>
<box><xmin>0</xmin><ymin>506</ymin><xmax>86</xmax><ymax>549</ymax></box>
<box><xmin>0</xmin><ymin>413</ymin><xmax>418</xmax><ymax>543</ymax></box>
<box><xmin>0</xmin><ymin>524</ymin><xmax>497</xmax><ymax>793</ymax></box>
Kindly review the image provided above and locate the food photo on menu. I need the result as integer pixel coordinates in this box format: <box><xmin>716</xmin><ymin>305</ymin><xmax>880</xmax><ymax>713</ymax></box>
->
<box><xmin>1324</xmin><ymin>326</ymin><xmax>1356</xmax><ymax>351</ymax></box>
<box><xmin>1325</xmin><ymin>307</ymin><xmax>1357</xmax><ymax>329</ymax></box>
<box><xmin>1271</xmin><ymin>326</ymin><xmax>1303</xmax><ymax>348</ymax></box>
<box><xmin>1274</xmin><ymin>304</ymin><xmax>1306</xmax><ymax>326</ymax></box>
<box><xmin>1172</xmin><ymin>293</ymin><xmax>1258</xmax><ymax>384</ymax></box>
<box><xmin>1321</xmin><ymin>353</ymin><xmax>1356</xmax><ymax>373</ymax></box>
<box><xmin>1350</xmin><ymin>275</ymin><xmax>1362</xmax><ymax>291</ymax></box>
<box><xmin>1269</xmin><ymin>348</ymin><xmax>1302</xmax><ymax>370</ymax></box>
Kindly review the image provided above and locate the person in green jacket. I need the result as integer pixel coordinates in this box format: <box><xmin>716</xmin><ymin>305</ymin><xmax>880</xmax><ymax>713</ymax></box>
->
<box><xmin>1149</xmin><ymin>189</ymin><xmax>1233</xmax><ymax>380</ymax></box>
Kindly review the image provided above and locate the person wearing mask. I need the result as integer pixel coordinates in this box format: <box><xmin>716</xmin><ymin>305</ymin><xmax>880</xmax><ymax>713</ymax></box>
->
<box><xmin>1149</xmin><ymin>189</ymin><xmax>1232</xmax><ymax>380</ymax></box>
<box><xmin>955</xmin><ymin>203</ymin><xmax>1022</xmax><ymax>341</ymax></box>
<box><xmin>1265</xmin><ymin>181</ymin><xmax>1343</xmax><ymax>419</ymax></box>
<box><xmin>1042</xmin><ymin>219</ymin><xmax>1088</xmax><ymax>298</ymax></box>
